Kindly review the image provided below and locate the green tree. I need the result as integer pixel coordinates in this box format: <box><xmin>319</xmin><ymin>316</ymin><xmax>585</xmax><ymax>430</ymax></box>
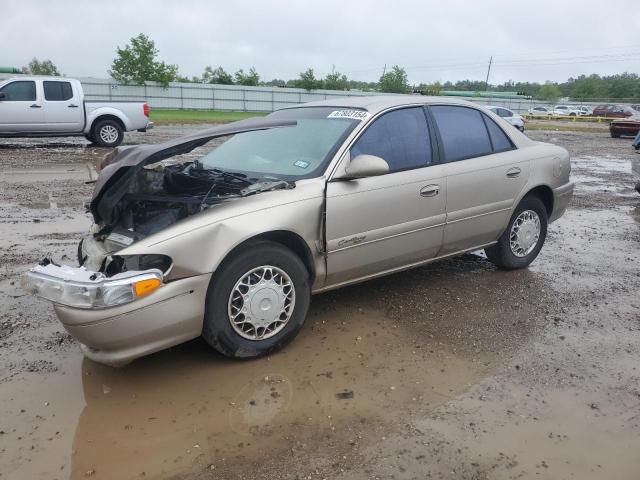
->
<box><xmin>568</xmin><ymin>74</ymin><xmax>609</xmax><ymax>100</ymax></box>
<box><xmin>379</xmin><ymin>65</ymin><xmax>409</xmax><ymax>93</ymax></box>
<box><xmin>536</xmin><ymin>82</ymin><xmax>562</xmax><ymax>102</ymax></box>
<box><xmin>293</xmin><ymin>68</ymin><xmax>324</xmax><ymax>91</ymax></box>
<box><xmin>234</xmin><ymin>67</ymin><xmax>260</xmax><ymax>86</ymax></box>
<box><xmin>109</xmin><ymin>33</ymin><xmax>178</xmax><ymax>88</ymax></box>
<box><xmin>23</xmin><ymin>58</ymin><xmax>60</xmax><ymax>76</ymax></box>
<box><xmin>202</xmin><ymin>66</ymin><xmax>233</xmax><ymax>84</ymax></box>
<box><xmin>324</xmin><ymin>71</ymin><xmax>350</xmax><ymax>91</ymax></box>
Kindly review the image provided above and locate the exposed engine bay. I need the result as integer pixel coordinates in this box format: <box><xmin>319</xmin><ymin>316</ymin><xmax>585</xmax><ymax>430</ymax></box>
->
<box><xmin>78</xmin><ymin>118</ymin><xmax>299</xmax><ymax>276</ymax></box>
<box><xmin>113</xmin><ymin>160</ymin><xmax>292</xmax><ymax>237</ymax></box>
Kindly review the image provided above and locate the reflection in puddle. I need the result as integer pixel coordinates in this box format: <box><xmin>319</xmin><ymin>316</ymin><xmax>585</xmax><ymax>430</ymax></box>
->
<box><xmin>69</xmin><ymin>310</ymin><xmax>488</xmax><ymax>479</ymax></box>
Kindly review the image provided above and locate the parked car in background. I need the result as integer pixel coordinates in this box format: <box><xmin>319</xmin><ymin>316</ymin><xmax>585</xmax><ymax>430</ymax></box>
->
<box><xmin>553</xmin><ymin>105</ymin><xmax>581</xmax><ymax>116</ymax></box>
<box><xmin>577</xmin><ymin>106</ymin><xmax>593</xmax><ymax>116</ymax></box>
<box><xmin>0</xmin><ymin>76</ymin><xmax>152</xmax><ymax>147</ymax></box>
<box><xmin>592</xmin><ymin>104</ymin><xmax>635</xmax><ymax>118</ymax></box>
<box><xmin>633</xmin><ymin>140</ymin><xmax>640</xmax><ymax>193</ymax></box>
<box><xmin>23</xmin><ymin>96</ymin><xmax>573</xmax><ymax>366</ymax></box>
<box><xmin>486</xmin><ymin>106</ymin><xmax>525</xmax><ymax>131</ymax></box>
<box><xmin>527</xmin><ymin>106</ymin><xmax>552</xmax><ymax>116</ymax></box>
<box><xmin>609</xmin><ymin>117</ymin><xmax>640</xmax><ymax>138</ymax></box>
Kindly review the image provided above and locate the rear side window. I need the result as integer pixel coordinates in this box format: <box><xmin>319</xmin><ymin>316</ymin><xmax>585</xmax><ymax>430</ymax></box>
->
<box><xmin>44</xmin><ymin>81</ymin><xmax>73</xmax><ymax>101</ymax></box>
<box><xmin>497</xmin><ymin>108</ymin><xmax>512</xmax><ymax>117</ymax></box>
<box><xmin>483</xmin><ymin>114</ymin><xmax>515</xmax><ymax>153</ymax></box>
<box><xmin>351</xmin><ymin>107</ymin><xmax>432</xmax><ymax>172</ymax></box>
<box><xmin>0</xmin><ymin>81</ymin><xmax>36</xmax><ymax>101</ymax></box>
<box><xmin>431</xmin><ymin>106</ymin><xmax>492</xmax><ymax>162</ymax></box>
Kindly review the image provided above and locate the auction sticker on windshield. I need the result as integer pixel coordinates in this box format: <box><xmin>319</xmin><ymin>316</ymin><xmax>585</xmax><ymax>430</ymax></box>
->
<box><xmin>327</xmin><ymin>110</ymin><xmax>371</xmax><ymax>121</ymax></box>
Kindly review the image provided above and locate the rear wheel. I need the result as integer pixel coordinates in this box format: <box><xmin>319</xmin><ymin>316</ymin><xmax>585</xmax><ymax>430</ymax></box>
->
<box><xmin>611</xmin><ymin>131</ymin><xmax>620</xmax><ymax>138</ymax></box>
<box><xmin>93</xmin><ymin>119</ymin><xmax>124</xmax><ymax>147</ymax></box>
<box><xmin>84</xmin><ymin>133</ymin><xmax>96</xmax><ymax>144</ymax></box>
<box><xmin>202</xmin><ymin>241</ymin><xmax>311</xmax><ymax>358</ymax></box>
<box><xmin>485</xmin><ymin>196</ymin><xmax>548</xmax><ymax>269</ymax></box>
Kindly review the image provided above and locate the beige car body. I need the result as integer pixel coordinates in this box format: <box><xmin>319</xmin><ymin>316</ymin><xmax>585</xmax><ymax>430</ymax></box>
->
<box><xmin>34</xmin><ymin>96</ymin><xmax>573</xmax><ymax>365</ymax></box>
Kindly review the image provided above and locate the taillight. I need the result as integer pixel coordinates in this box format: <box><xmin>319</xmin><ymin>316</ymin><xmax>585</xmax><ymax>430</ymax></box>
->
<box><xmin>143</xmin><ymin>103</ymin><xmax>150</xmax><ymax>117</ymax></box>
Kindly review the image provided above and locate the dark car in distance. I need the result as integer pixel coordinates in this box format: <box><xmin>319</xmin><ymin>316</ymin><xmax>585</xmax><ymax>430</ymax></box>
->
<box><xmin>592</xmin><ymin>104</ymin><xmax>635</xmax><ymax>118</ymax></box>
<box><xmin>609</xmin><ymin>118</ymin><xmax>640</xmax><ymax>137</ymax></box>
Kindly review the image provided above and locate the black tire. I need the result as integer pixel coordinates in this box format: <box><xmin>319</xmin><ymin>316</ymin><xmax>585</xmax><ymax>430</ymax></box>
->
<box><xmin>635</xmin><ymin>181</ymin><xmax>640</xmax><ymax>194</ymax></box>
<box><xmin>485</xmin><ymin>196</ymin><xmax>548</xmax><ymax>270</ymax></box>
<box><xmin>84</xmin><ymin>133</ymin><xmax>96</xmax><ymax>144</ymax></box>
<box><xmin>202</xmin><ymin>241</ymin><xmax>311</xmax><ymax>359</ymax></box>
<box><xmin>611</xmin><ymin>132</ymin><xmax>620</xmax><ymax>138</ymax></box>
<box><xmin>92</xmin><ymin>119</ymin><xmax>124</xmax><ymax>147</ymax></box>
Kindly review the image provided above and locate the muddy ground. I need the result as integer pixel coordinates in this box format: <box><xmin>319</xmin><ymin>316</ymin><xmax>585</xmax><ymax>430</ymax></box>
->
<box><xmin>0</xmin><ymin>126</ymin><xmax>639</xmax><ymax>480</ymax></box>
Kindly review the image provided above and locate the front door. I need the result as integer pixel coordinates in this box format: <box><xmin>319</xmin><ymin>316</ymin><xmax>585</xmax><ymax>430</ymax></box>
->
<box><xmin>324</xmin><ymin>106</ymin><xmax>446</xmax><ymax>287</ymax></box>
<box><xmin>428</xmin><ymin>105</ymin><xmax>530</xmax><ymax>254</ymax></box>
<box><xmin>0</xmin><ymin>80</ymin><xmax>45</xmax><ymax>132</ymax></box>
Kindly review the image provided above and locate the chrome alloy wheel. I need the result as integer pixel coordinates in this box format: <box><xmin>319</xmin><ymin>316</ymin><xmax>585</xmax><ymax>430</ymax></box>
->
<box><xmin>228</xmin><ymin>266</ymin><xmax>295</xmax><ymax>341</ymax></box>
<box><xmin>99</xmin><ymin>125</ymin><xmax>119</xmax><ymax>144</ymax></box>
<box><xmin>509</xmin><ymin>210</ymin><xmax>541</xmax><ymax>257</ymax></box>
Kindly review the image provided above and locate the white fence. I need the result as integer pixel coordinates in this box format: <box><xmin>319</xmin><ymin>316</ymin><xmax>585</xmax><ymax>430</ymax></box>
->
<box><xmin>0</xmin><ymin>74</ymin><xmax>621</xmax><ymax>114</ymax></box>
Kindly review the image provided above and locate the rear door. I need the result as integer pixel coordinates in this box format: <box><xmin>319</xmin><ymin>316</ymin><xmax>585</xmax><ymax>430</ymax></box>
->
<box><xmin>324</xmin><ymin>106</ymin><xmax>446</xmax><ymax>286</ymax></box>
<box><xmin>43</xmin><ymin>80</ymin><xmax>83</xmax><ymax>131</ymax></box>
<box><xmin>429</xmin><ymin>105</ymin><xmax>530</xmax><ymax>254</ymax></box>
<box><xmin>0</xmin><ymin>80</ymin><xmax>45</xmax><ymax>132</ymax></box>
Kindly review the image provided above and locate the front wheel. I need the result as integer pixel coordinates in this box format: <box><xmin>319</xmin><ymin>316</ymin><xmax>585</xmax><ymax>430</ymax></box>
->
<box><xmin>92</xmin><ymin>119</ymin><xmax>124</xmax><ymax>147</ymax></box>
<box><xmin>202</xmin><ymin>241</ymin><xmax>311</xmax><ymax>358</ymax></box>
<box><xmin>485</xmin><ymin>196</ymin><xmax>548</xmax><ymax>269</ymax></box>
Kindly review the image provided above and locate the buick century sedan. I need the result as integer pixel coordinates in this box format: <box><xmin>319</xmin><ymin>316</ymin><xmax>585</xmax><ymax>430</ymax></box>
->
<box><xmin>23</xmin><ymin>96</ymin><xmax>574</xmax><ymax>366</ymax></box>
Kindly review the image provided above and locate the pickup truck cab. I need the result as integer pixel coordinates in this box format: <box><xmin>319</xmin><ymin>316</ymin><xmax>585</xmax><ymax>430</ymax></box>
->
<box><xmin>0</xmin><ymin>76</ymin><xmax>152</xmax><ymax>147</ymax></box>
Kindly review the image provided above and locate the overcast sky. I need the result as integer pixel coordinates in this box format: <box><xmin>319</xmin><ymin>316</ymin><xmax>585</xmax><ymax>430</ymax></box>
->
<box><xmin>3</xmin><ymin>0</ymin><xmax>640</xmax><ymax>85</ymax></box>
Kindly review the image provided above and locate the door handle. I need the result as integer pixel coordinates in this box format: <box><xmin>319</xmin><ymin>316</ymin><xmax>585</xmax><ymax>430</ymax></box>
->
<box><xmin>420</xmin><ymin>184</ymin><xmax>440</xmax><ymax>197</ymax></box>
<box><xmin>68</xmin><ymin>104</ymin><xmax>79</xmax><ymax>108</ymax></box>
<box><xmin>506</xmin><ymin>167</ymin><xmax>521</xmax><ymax>178</ymax></box>
<box><xmin>30</xmin><ymin>104</ymin><xmax>42</xmax><ymax>108</ymax></box>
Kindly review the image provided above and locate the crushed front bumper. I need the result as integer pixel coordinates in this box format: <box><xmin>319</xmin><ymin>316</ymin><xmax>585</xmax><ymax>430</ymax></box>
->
<box><xmin>23</xmin><ymin>263</ymin><xmax>211</xmax><ymax>366</ymax></box>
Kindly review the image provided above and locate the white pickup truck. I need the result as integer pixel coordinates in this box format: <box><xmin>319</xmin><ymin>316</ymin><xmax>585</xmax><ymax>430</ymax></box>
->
<box><xmin>0</xmin><ymin>76</ymin><xmax>152</xmax><ymax>147</ymax></box>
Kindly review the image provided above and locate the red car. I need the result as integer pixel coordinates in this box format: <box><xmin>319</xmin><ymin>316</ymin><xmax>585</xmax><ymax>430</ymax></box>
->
<box><xmin>609</xmin><ymin>118</ymin><xmax>640</xmax><ymax>137</ymax></box>
<box><xmin>593</xmin><ymin>104</ymin><xmax>635</xmax><ymax>118</ymax></box>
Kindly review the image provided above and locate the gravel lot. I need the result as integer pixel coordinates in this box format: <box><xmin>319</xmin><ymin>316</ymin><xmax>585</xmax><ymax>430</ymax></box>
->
<box><xmin>0</xmin><ymin>126</ymin><xmax>639</xmax><ymax>480</ymax></box>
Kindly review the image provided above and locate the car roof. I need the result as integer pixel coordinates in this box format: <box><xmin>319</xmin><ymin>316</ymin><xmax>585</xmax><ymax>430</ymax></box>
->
<box><xmin>2</xmin><ymin>75</ymin><xmax>75</xmax><ymax>82</ymax></box>
<box><xmin>278</xmin><ymin>95</ymin><xmax>490</xmax><ymax>115</ymax></box>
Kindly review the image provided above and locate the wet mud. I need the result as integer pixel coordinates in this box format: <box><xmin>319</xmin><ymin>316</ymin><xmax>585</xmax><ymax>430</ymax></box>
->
<box><xmin>1</xmin><ymin>128</ymin><xmax>639</xmax><ymax>479</ymax></box>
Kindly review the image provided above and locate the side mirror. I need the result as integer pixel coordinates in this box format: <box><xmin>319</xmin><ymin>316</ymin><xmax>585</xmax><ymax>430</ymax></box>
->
<box><xmin>0</xmin><ymin>93</ymin><xmax>6</xmax><ymax>100</ymax></box>
<box><xmin>341</xmin><ymin>154</ymin><xmax>389</xmax><ymax>179</ymax></box>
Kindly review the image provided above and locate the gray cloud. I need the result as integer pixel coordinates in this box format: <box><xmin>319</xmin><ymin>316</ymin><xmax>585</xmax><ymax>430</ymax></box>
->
<box><xmin>2</xmin><ymin>0</ymin><xmax>640</xmax><ymax>84</ymax></box>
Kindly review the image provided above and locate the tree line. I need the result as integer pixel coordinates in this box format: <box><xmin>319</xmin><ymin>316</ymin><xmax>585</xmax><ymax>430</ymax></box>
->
<box><xmin>20</xmin><ymin>33</ymin><xmax>640</xmax><ymax>101</ymax></box>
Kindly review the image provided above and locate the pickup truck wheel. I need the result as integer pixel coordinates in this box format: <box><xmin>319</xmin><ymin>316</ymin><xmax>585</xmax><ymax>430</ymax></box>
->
<box><xmin>84</xmin><ymin>133</ymin><xmax>96</xmax><ymax>144</ymax></box>
<box><xmin>202</xmin><ymin>241</ymin><xmax>311</xmax><ymax>359</ymax></box>
<box><xmin>93</xmin><ymin>119</ymin><xmax>124</xmax><ymax>147</ymax></box>
<box><xmin>484</xmin><ymin>196</ymin><xmax>548</xmax><ymax>270</ymax></box>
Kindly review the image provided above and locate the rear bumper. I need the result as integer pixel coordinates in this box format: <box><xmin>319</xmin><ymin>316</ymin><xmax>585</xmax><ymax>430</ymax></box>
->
<box><xmin>54</xmin><ymin>273</ymin><xmax>211</xmax><ymax>366</ymax></box>
<box><xmin>550</xmin><ymin>182</ymin><xmax>574</xmax><ymax>223</ymax></box>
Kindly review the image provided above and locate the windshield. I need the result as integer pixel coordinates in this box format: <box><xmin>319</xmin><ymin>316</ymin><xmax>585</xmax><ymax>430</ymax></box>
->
<box><xmin>199</xmin><ymin>107</ymin><xmax>363</xmax><ymax>180</ymax></box>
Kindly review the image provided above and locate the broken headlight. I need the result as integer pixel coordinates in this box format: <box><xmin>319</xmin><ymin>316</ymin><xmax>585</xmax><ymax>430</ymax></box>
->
<box><xmin>22</xmin><ymin>264</ymin><xmax>163</xmax><ymax>309</ymax></box>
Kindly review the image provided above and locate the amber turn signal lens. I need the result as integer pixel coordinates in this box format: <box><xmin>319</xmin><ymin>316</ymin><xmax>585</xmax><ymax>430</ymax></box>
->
<box><xmin>134</xmin><ymin>278</ymin><xmax>161</xmax><ymax>297</ymax></box>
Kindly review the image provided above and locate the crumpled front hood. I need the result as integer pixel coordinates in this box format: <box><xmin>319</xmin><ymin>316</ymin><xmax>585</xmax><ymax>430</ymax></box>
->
<box><xmin>89</xmin><ymin>117</ymin><xmax>296</xmax><ymax>226</ymax></box>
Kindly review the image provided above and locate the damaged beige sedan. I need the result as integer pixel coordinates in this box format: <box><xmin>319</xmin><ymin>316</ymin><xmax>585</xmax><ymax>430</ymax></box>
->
<box><xmin>23</xmin><ymin>97</ymin><xmax>573</xmax><ymax>366</ymax></box>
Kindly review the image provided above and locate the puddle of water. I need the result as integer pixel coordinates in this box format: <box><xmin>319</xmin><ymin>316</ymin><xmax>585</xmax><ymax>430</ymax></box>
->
<box><xmin>573</xmin><ymin>155</ymin><xmax>631</xmax><ymax>174</ymax></box>
<box><xmin>0</xmin><ymin>309</ymin><xmax>491</xmax><ymax>480</ymax></box>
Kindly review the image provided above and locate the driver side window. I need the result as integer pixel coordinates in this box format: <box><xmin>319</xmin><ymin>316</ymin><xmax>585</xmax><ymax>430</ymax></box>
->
<box><xmin>0</xmin><ymin>81</ymin><xmax>36</xmax><ymax>101</ymax></box>
<box><xmin>350</xmin><ymin>107</ymin><xmax>432</xmax><ymax>172</ymax></box>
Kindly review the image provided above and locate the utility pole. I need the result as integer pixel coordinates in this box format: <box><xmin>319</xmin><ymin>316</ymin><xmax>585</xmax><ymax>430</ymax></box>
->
<box><xmin>382</xmin><ymin>64</ymin><xmax>386</xmax><ymax>77</ymax></box>
<box><xmin>331</xmin><ymin>64</ymin><xmax>335</xmax><ymax>75</ymax></box>
<box><xmin>484</xmin><ymin>56</ymin><xmax>492</xmax><ymax>91</ymax></box>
